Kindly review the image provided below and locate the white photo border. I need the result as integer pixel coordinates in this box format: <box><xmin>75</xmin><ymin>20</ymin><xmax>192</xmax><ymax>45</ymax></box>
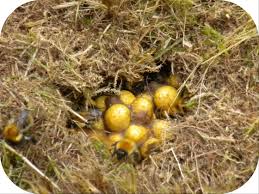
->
<box><xmin>0</xmin><ymin>1</ymin><xmax>258</xmax><ymax>194</ymax></box>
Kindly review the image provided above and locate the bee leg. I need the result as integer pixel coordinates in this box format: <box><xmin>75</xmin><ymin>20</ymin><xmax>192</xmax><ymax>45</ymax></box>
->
<box><xmin>111</xmin><ymin>142</ymin><xmax>118</xmax><ymax>157</ymax></box>
<box><xmin>129</xmin><ymin>150</ymin><xmax>142</xmax><ymax>164</ymax></box>
<box><xmin>134</xmin><ymin>151</ymin><xmax>142</xmax><ymax>163</ymax></box>
<box><xmin>17</xmin><ymin>110</ymin><xmax>34</xmax><ymax>132</ymax></box>
<box><xmin>24</xmin><ymin>135</ymin><xmax>37</xmax><ymax>144</ymax></box>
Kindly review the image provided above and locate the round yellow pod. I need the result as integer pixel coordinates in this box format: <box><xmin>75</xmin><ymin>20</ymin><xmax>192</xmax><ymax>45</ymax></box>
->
<box><xmin>95</xmin><ymin>95</ymin><xmax>108</xmax><ymax>111</ymax></box>
<box><xmin>92</xmin><ymin>118</ymin><xmax>105</xmax><ymax>131</ymax></box>
<box><xmin>140</xmin><ymin>138</ymin><xmax>160</xmax><ymax>158</ymax></box>
<box><xmin>104</xmin><ymin>104</ymin><xmax>131</xmax><ymax>132</ymax></box>
<box><xmin>151</xmin><ymin>119</ymin><xmax>170</xmax><ymax>140</ymax></box>
<box><xmin>131</xmin><ymin>97</ymin><xmax>154</xmax><ymax>121</ymax></box>
<box><xmin>108</xmin><ymin>133</ymin><xmax>123</xmax><ymax>145</ymax></box>
<box><xmin>105</xmin><ymin>96</ymin><xmax>121</xmax><ymax>108</ymax></box>
<box><xmin>154</xmin><ymin>85</ymin><xmax>179</xmax><ymax>112</ymax></box>
<box><xmin>119</xmin><ymin>90</ymin><xmax>136</xmax><ymax>105</ymax></box>
<box><xmin>166</xmin><ymin>74</ymin><xmax>181</xmax><ymax>89</ymax></box>
<box><xmin>124</xmin><ymin>124</ymin><xmax>148</xmax><ymax>144</ymax></box>
<box><xmin>137</xmin><ymin>93</ymin><xmax>153</xmax><ymax>102</ymax></box>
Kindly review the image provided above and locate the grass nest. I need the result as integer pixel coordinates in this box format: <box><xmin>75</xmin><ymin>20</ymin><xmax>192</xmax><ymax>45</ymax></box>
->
<box><xmin>0</xmin><ymin>0</ymin><xmax>258</xmax><ymax>193</ymax></box>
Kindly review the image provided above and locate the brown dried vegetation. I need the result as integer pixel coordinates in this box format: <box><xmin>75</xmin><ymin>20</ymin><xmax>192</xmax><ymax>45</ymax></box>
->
<box><xmin>0</xmin><ymin>0</ymin><xmax>258</xmax><ymax>193</ymax></box>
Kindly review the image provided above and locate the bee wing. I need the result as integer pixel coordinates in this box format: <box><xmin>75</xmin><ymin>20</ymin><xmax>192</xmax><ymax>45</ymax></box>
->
<box><xmin>16</xmin><ymin>110</ymin><xmax>33</xmax><ymax>131</ymax></box>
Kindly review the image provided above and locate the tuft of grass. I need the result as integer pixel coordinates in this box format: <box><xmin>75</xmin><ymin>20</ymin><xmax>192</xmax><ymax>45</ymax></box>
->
<box><xmin>91</xmin><ymin>139</ymin><xmax>111</xmax><ymax>160</ymax></box>
<box><xmin>202</xmin><ymin>24</ymin><xmax>226</xmax><ymax>52</ymax></box>
<box><xmin>245</xmin><ymin>119</ymin><xmax>259</xmax><ymax>137</ymax></box>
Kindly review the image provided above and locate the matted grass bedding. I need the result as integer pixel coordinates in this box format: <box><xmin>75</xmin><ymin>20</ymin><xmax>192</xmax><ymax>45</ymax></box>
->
<box><xmin>0</xmin><ymin>0</ymin><xmax>258</xmax><ymax>193</ymax></box>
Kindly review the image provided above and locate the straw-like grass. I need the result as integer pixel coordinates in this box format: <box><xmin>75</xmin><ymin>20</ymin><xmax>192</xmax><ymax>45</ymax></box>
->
<box><xmin>0</xmin><ymin>0</ymin><xmax>258</xmax><ymax>193</ymax></box>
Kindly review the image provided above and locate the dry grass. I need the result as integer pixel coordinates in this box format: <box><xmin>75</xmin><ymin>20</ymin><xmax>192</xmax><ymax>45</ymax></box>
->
<box><xmin>0</xmin><ymin>0</ymin><xmax>258</xmax><ymax>193</ymax></box>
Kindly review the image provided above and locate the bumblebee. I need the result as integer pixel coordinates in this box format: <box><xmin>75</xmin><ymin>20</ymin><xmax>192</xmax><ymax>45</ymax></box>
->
<box><xmin>2</xmin><ymin>123</ymin><xmax>23</xmax><ymax>143</ymax></box>
<box><xmin>111</xmin><ymin>124</ymin><xmax>149</xmax><ymax>162</ymax></box>
<box><xmin>1</xmin><ymin>109</ymin><xmax>33</xmax><ymax>144</ymax></box>
<box><xmin>90</xmin><ymin>132</ymin><xmax>141</xmax><ymax>162</ymax></box>
<box><xmin>112</xmin><ymin>138</ymin><xmax>141</xmax><ymax>162</ymax></box>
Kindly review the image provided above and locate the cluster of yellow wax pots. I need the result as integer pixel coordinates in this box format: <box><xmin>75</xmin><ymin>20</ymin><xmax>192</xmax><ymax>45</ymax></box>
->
<box><xmin>89</xmin><ymin>75</ymin><xmax>184</xmax><ymax>162</ymax></box>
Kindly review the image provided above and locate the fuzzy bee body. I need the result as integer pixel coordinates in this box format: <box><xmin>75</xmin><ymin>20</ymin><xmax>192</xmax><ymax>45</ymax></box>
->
<box><xmin>2</xmin><ymin>123</ymin><xmax>23</xmax><ymax>143</ymax></box>
<box><xmin>17</xmin><ymin>109</ymin><xmax>33</xmax><ymax>130</ymax></box>
<box><xmin>112</xmin><ymin>138</ymin><xmax>141</xmax><ymax>162</ymax></box>
<box><xmin>1</xmin><ymin>109</ymin><xmax>33</xmax><ymax>144</ymax></box>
